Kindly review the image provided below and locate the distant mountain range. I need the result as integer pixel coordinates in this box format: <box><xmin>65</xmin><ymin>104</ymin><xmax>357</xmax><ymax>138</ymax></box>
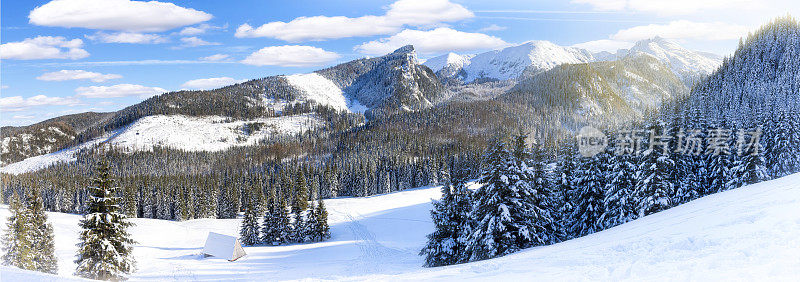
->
<box><xmin>1</xmin><ymin>37</ymin><xmax>723</xmax><ymax>170</ymax></box>
<box><xmin>424</xmin><ymin>37</ymin><xmax>722</xmax><ymax>86</ymax></box>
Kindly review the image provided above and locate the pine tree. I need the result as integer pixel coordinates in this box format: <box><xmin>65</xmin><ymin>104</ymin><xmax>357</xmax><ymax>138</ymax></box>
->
<box><xmin>75</xmin><ymin>159</ymin><xmax>136</xmax><ymax>280</ymax></box>
<box><xmin>260</xmin><ymin>199</ymin><xmax>289</xmax><ymax>245</ymax></box>
<box><xmin>276</xmin><ymin>200</ymin><xmax>293</xmax><ymax>245</ymax></box>
<box><xmin>292</xmin><ymin>210</ymin><xmax>309</xmax><ymax>243</ymax></box>
<box><xmin>728</xmin><ymin>153</ymin><xmax>770</xmax><ymax>189</ymax></box>
<box><xmin>26</xmin><ymin>189</ymin><xmax>59</xmax><ymax>274</ymax></box>
<box><xmin>304</xmin><ymin>203</ymin><xmax>320</xmax><ymax>242</ymax></box>
<box><xmin>1</xmin><ymin>193</ymin><xmax>34</xmax><ymax>270</ymax></box>
<box><xmin>634</xmin><ymin>126</ymin><xmax>677</xmax><ymax>217</ymax></box>
<box><xmin>569</xmin><ymin>151</ymin><xmax>609</xmax><ymax>236</ymax></box>
<box><xmin>239</xmin><ymin>199</ymin><xmax>261</xmax><ymax>246</ymax></box>
<box><xmin>602</xmin><ymin>153</ymin><xmax>638</xmax><ymax>228</ymax></box>
<box><xmin>420</xmin><ymin>170</ymin><xmax>471</xmax><ymax>267</ymax></box>
<box><xmin>314</xmin><ymin>198</ymin><xmax>331</xmax><ymax>241</ymax></box>
<box><xmin>464</xmin><ymin>140</ymin><xmax>542</xmax><ymax>261</ymax></box>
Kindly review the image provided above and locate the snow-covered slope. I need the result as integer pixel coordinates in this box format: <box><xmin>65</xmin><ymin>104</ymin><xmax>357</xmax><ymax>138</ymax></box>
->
<box><xmin>428</xmin><ymin>41</ymin><xmax>596</xmax><ymax>83</ymax></box>
<box><xmin>423</xmin><ymin>53</ymin><xmax>474</xmax><ymax>79</ymax></box>
<box><xmin>4</xmin><ymin>173</ymin><xmax>800</xmax><ymax>280</ymax></box>
<box><xmin>284</xmin><ymin>73</ymin><xmax>367</xmax><ymax>113</ymax></box>
<box><xmin>616</xmin><ymin>37</ymin><xmax>722</xmax><ymax>85</ymax></box>
<box><xmin>0</xmin><ymin>114</ymin><xmax>323</xmax><ymax>175</ymax></box>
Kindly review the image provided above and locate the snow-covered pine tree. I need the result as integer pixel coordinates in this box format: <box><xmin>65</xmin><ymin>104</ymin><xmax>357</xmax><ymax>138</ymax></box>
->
<box><xmin>420</xmin><ymin>169</ymin><xmax>471</xmax><ymax>267</ymax></box>
<box><xmin>239</xmin><ymin>198</ymin><xmax>261</xmax><ymax>246</ymax></box>
<box><xmin>1</xmin><ymin>193</ymin><xmax>34</xmax><ymax>270</ymax></box>
<box><xmin>552</xmin><ymin>140</ymin><xmax>577</xmax><ymax>241</ymax></box>
<box><xmin>569</xmin><ymin>151</ymin><xmax>609</xmax><ymax>236</ymax></box>
<box><xmin>276</xmin><ymin>200</ymin><xmax>293</xmax><ymax>244</ymax></box>
<box><xmin>75</xmin><ymin>159</ymin><xmax>136</xmax><ymax>280</ymax></box>
<box><xmin>728</xmin><ymin>152</ymin><xmax>770</xmax><ymax>189</ymax></box>
<box><xmin>602</xmin><ymin>153</ymin><xmax>638</xmax><ymax>228</ymax></box>
<box><xmin>292</xmin><ymin>210</ymin><xmax>309</xmax><ymax>243</ymax></box>
<box><xmin>705</xmin><ymin>151</ymin><xmax>732</xmax><ymax>194</ymax></box>
<box><xmin>26</xmin><ymin>188</ymin><xmax>58</xmax><ymax>274</ymax></box>
<box><xmin>464</xmin><ymin>139</ymin><xmax>541</xmax><ymax>261</ymax></box>
<box><xmin>634</xmin><ymin>123</ymin><xmax>677</xmax><ymax>217</ymax></box>
<box><xmin>527</xmin><ymin>139</ymin><xmax>558</xmax><ymax>245</ymax></box>
<box><xmin>260</xmin><ymin>200</ymin><xmax>281</xmax><ymax>245</ymax></box>
<box><xmin>304</xmin><ymin>203</ymin><xmax>320</xmax><ymax>242</ymax></box>
<box><xmin>314</xmin><ymin>198</ymin><xmax>331</xmax><ymax>241</ymax></box>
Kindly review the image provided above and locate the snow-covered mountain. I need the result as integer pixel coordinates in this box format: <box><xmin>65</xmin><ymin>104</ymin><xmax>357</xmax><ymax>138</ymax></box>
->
<box><xmin>425</xmin><ymin>38</ymin><xmax>722</xmax><ymax>86</ymax></box>
<box><xmin>504</xmin><ymin>52</ymin><xmax>688</xmax><ymax>124</ymax></box>
<box><xmin>425</xmin><ymin>41</ymin><xmax>595</xmax><ymax>82</ymax></box>
<box><xmin>615</xmin><ymin>37</ymin><xmax>723</xmax><ymax>86</ymax></box>
<box><xmin>317</xmin><ymin>45</ymin><xmax>444</xmax><ymax>114</ymax></box>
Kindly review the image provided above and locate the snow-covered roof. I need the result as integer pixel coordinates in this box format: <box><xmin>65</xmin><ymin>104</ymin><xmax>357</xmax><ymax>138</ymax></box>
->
<box><xmin>202</xmin><ymin>232</ymin><xmax>246</xmax><ymax>261</ymax></box>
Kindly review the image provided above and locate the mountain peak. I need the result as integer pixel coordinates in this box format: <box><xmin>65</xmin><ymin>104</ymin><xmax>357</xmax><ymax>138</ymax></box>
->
<box><xmin>391</xmin><ymin>45</ymin><xmax>415</xmax><ymax>54</ymax></box>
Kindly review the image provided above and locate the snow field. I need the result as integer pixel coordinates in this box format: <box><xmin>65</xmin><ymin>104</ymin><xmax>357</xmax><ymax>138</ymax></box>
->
<box><xmin>1</xmin><ymin>174</ymin><xmax>799</xmax><ymax>281</ymax></box>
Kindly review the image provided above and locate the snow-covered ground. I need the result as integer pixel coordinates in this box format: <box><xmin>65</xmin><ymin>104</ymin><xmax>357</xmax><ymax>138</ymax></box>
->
<box><xmin>108</xmin><ymin>114</ymin><xmax>322</xmax><ymax>152</ymax></box>
<box><xmin>284</xmin><ymin>73</ymin><xmax>368</xmax><ymax>113</ymax></box>
<box><xmin>0</xmin><ymin>114</ymin><xmax>323</xmax><ymax>175</ymax></box>
<box><xmin>3</xmin><ymin>174</ymin><xmax>800</xmax><ymax>281</ymax></box>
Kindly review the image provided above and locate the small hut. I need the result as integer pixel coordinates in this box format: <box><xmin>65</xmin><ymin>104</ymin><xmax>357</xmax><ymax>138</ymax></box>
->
<box><xmin>202</xmin><ymin>232</ymin><xmax>247</xmax><ymax>261</ymax></box>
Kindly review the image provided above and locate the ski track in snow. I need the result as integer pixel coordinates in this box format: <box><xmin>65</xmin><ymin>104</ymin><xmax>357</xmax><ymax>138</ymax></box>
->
<box><xmin>3</xmin><ymin>174</ymin><xmax>800</xmax><ymax>281</ymax></box>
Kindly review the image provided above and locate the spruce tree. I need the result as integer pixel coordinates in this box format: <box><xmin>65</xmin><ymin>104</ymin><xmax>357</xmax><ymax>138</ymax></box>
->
<box><xmin>728</xmin><ymin>153</ymin><xmax>770</xmax><ymax>189</ymax></box>
<box><xmin>75</xmin><ymin>159</ymin><xmax>136</xmax><ymax>280</ymax></box>
<box><xmin>304</xmin><ymin>203</ymin><xmax>320</xmax><ymax>242</ymax></box>
<box><xmin>420</xmin><ymin>170</ymin><xmax>471</xmax><ymax>267</ymax></box>
<box><xmin>260</xmin><ymin>200</ymin><xmax>283</xmax><ymax>245</ymax></box>
<box><xmin>239</xmin><ymin>199</ymin><xmax>261</xmax><ymax>246</ymax></box>
<box><xmin>602</xmin><ymin>153</ymin><xmax>638</xmax><ymax>228</ymax></box>
<box><xmin>464</xmin><ymin>140</ymin><xmax>541</xmax><ymax>261</ymax></box>
<box><xmin>1</xmin><ymin>193</ymin><xmax>34</xmax><ymax>270</ymax></box>
<box><xmin>314</xmin><ymin>198</ymin><xmax>331</xmax><ymax>241</ymax></box>
<box><xmin>26</xmin><ymin>189</ymin><xmax>59</xmax><ymax>274</ymax></box>
<box><xmin>634</xmin><ymin>129</ymin><xmax>677</xmax><ymax>217</ymax></box>
<box><xmin>569</xmin><ymin>151</ymin><xmax>609</xmax><ymax>236</ymax></box>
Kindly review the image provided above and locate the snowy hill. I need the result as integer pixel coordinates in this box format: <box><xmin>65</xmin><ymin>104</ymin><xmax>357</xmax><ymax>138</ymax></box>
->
<box><xmin>425</xmin><ymin>38</ymin><xmax>721</xmax><ymax>86</ymax></box>
<box><xmin>503</xmin><ymin>52</ymin><xmax>688</xmax><ymax>126</ymax></box>
<box><xmin>4</xmin><ymin>172</ymin><xmax>800</xmax><ymax>280</ymax></box>
<box><xmin>0</xmin><ymin>114</ymin><xmax>323</xmax><ymax>175</ymax></box>
<box><xmin>618</xmin><ymin>37</ymin><xmax>723</xmax><ymax>86</ymax></box>
<box><xmin>426</xmin><ymin>41</ymin><xmax>596</xmax><ymax>82</ymax></box>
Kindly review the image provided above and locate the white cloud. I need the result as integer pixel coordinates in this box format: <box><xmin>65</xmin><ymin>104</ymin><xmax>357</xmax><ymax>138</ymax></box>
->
<box><xmin>181</xmin><ymin>77</ymin><xmax>245</xmax><ymax>90</ymax></box>
<box><xmin>1</xmin><ymin>85</ymin><xmax>8</xmax><ymax>89</ymax></box>
<box><xmin>180</xmin><ymin>37</ymin><xmax>220</xmax><ymax>47</ymax></box>
<box><xmin>571</xmin><ymin>0</ymin><xmax>755</xmax><ymax>15</ymax></box>
<box><xmin>0</xmin><ymin>95</ymin><xmax>81</xmax><ymax>110</ymax></box>
<box><xmin>85</xmin><ymin>32</ymin><xmax>168</xmax><ymax>44</ymax></box>
<box><xmin>355</xmin><ymin>28</ymin><xmax>507</xmax><ymax>55</ymax></box>
<box><xmin>29</xmin><ymin>0</ymin><xmax>212</xmax><ymax>32</ymax></box>
<box><xmin>200</xmin><ymin>54</ymin><xmax>230</xmax><ymax>61</ymax></box>
<box><xmin>234</xmin><ymin>0</ymin><xmax>473</xmax><ymax>41</ymax></box>
<box><xmin>0</xmin><ymin>36</ymin><xmax>89</xmax><ymax>60</ymax></box>
<box><xmin>478</xmin><ymin>24</ymin><xmax>507</xmax><ymax>32</ymax></box>
<box><xmin>76</xmin><ymin>84</ymin><xmax>166</xmax><ymax>98</ymax></box>
<box><xmin>12</xmin><ymin>115</ymin><xmax>36</xmax><ymax>120</ymax></box>
<box><xmin>572</xmin><ymin>39</ymin><xmax>633</xmax><ymax>52</ymax></box>
<box><xmin>179</xmin><ymin>23</ymin><xmax>221</xmax><ymax>35</ymax></box>
<box><xmin>611</xmin><ymin>20</ymin><xmax>750</xmax><ymax>41</ymax></box>
<box><xmin>241</xmin><ymin>45</ymin><xmax>340</xmax><ymax>67</ymax></box>
<box><xmin>37</xmin><ymin>70</ymin><xmax>122</xmax><ymax>82</ymax></box>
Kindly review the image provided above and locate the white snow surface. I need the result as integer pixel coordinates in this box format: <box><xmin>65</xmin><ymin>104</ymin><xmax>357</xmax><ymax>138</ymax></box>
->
<box><xmin>284</xmin><ymin>73</ymin><xmax>367</xmax><ymax>113</ymax></box>
<box><xmin>4</xmin><ymin>173</ymin><xmax>800</xmax><ymax>281</ymax></box>
<box><xmin>0</xmin><ymin>114</ymin><xmax>323</xmax><ymax>175</ymax></box>
<box><xmin>423</xmin><ymin>53</ymin><xmax>474</xmax><ymax>73</ymax></box>
<box><xmin>616</xmin><ymin>37</ymin><xmax>722</xmax><ymax>84</ymax></box>
<box><xmin>463</xmin><ymin>40</ymin><xmax>595</xmax><ymax>81</ymax></box>
<box><xmin>108</xmin><ymin>114</ymin><xmax>321</xmax><ymax>152</ymax></box>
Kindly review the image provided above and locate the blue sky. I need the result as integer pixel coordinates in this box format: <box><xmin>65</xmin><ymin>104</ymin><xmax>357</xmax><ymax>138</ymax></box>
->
<box><xmin>1</xmin><ymin>0</ymin><xmax>798</xmax><ymax>126</ymax></box>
